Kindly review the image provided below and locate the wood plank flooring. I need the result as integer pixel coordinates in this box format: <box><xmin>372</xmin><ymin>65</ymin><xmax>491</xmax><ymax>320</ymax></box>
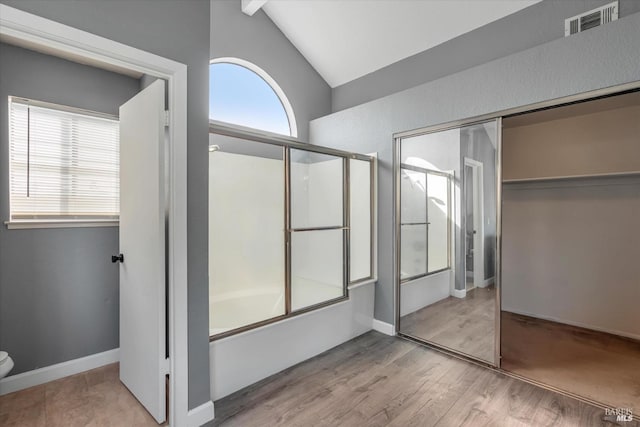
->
<box><xmin>2</xmin><ymin>329</ymin><xmax>636</xmax><ymax>426</ymax></box>
<box><xmin>399</xmin><ymin>286</ymin><xmax>495</xmax><ymax>363</ymax></box>
<box><xmin>214</xmin><ymin>331</ymin><xmax>631</xmax><ymax>426</ymax></box>
<box><xmin>0</xmin><ymin>363</ymin><xmax>163</xmax><ymax>427</ymax></box>
<box><xmin>502</xmin><ymin>311</ymin><xmax>640</xmax><ymax>414</ymax></box>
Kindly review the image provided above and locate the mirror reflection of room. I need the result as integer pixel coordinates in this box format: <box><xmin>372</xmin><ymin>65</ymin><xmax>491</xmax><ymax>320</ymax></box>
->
<box><xmin>398</xmin><ymin>120</ymin><xmax>498</xmax><ymax>364</ymax></box>
<box><xmin>501</xmin><ymin>91</ymin><xmax>640</xmax><ymax>411</ymax></box>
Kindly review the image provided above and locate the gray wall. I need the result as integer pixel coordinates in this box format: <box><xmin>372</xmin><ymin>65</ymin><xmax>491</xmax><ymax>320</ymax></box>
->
<box><xmin>210</xmin><ymin>0</ymin><xmax>331</xmax><ymax>141</ymax></box>
<box><xmin>310</xmin><ymin>11</ymin><xmax>640</xmax><ymax>324</ymax></box>
<box><xmin>0</xmin><ymin>0</ymin><xmax>212</xmax><ymax>409</ymax></box>
<box><xmin>0</xmin><ymin>43</ymin><xmax>139</xmax><ymax>374</ymax></box>
<box><xmin>332</xmin><ymin>0</ymin><xmax>640</xmax><ymax>112</ymax></box>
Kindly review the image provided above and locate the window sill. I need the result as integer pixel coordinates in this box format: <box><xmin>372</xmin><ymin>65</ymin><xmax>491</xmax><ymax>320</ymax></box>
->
<box><xmin>5</xmin><ymin>220</ymin><xmax>119</xmax><ymax>230</ymax></box>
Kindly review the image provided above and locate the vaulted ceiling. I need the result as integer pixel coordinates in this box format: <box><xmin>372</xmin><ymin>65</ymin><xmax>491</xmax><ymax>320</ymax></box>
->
<box><xmin>258</xmin><ymin>0</ymin><xmax>542</xmax><ymax>88</ymax></box>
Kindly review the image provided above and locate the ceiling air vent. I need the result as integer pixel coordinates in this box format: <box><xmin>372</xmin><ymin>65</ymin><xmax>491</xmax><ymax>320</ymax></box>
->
<box><xmin>565</xmin><ymin>1</ymin><xmax>618</xmax><ymax>36</ymax></box>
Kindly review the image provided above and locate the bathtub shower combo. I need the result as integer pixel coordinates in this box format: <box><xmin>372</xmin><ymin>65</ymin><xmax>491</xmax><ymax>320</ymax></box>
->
<box><xmin>208</xmin><ymin>126</ymin><xmax>375</xmax><ymax>338</ymax></box>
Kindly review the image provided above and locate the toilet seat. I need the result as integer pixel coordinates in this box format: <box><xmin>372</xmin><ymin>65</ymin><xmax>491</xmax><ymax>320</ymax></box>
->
<box><xmin>0</xmin><ymin>351</ymin><xmax>14</xmax><ymax>379</ymax></box>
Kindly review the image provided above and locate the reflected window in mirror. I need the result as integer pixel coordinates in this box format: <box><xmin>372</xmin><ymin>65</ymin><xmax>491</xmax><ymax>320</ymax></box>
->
<box><xmin>400</xmin><ymin>164</ymin><xmax>452</xmax><ymax>282</ymax></box>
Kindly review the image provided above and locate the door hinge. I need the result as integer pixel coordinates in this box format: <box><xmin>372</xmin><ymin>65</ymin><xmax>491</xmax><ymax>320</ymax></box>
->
<box><xmin>164</xmin><ymin>110</ymin><xmax>170</xmax><ymax>127</ymax></box>
<box><xmin>163</xmin><ymin>357</ymin><xmax>170</xmax><ymax>375</ymax></box>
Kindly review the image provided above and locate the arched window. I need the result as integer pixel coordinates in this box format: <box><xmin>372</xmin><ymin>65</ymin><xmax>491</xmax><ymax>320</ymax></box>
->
<box><xmin>209</xmin><ymin>58</ymin><xmax>297</xmax><ymax>137</ymax></box>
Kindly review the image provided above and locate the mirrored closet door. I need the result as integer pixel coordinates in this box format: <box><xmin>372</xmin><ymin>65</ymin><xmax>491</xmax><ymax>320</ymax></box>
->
<box><xmin>395</xmin><ymin>119</ymin><xmax>500</xmax><ymax>365</ymax></box>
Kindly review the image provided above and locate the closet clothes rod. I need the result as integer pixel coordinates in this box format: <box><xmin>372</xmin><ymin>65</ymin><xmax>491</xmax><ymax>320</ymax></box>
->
<box><xmin>502</xmin><ymin>170</ymin><xmax>640</xmax><ymax>184</ymax></box>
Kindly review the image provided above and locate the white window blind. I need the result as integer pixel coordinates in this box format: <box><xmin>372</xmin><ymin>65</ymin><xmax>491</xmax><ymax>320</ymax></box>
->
<box><xmin>9</xmin><ymin>97</ymin><xmax>120</xmax><ymax>221</ymax></box>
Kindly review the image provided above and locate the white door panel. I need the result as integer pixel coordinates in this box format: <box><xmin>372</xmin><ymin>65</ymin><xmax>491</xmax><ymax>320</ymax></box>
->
<box><xmin>118</xmin><ymin>79</ymin><xmax>166</xmax><ymax>424</ymax></box>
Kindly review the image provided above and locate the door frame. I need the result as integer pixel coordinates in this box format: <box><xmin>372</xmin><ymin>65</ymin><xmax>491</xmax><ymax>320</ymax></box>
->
<box><xmin>0</xmin><ymin>5</ymin><xmax>205</xmax><ymax>426</ymax></box>
<box><xmin>463</xmin><ymin>157</ymin><xmax>485</xmax><ymax>290</ymax></box>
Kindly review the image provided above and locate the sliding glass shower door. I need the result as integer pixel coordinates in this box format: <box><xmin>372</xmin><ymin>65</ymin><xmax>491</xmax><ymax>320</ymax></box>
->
<box><xmin>209</xmin><ymin>129</ymin><xmax>375</xmax><ymax>339</ymax></box>
<box><xmin>290</xmin><ymin>150</ymin><xmax>346</xmax><ymax>311</ymax></box>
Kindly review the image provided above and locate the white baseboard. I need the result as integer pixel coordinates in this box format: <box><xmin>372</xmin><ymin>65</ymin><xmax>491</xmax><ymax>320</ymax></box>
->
<box><xmin>0</xmin><ymin>348</ymin><xmax>119</xmax><ymax>396</ymax></box>
<box><xmin>372</xmin><ymin>319</ymin><xmax>395</xmax><ymax>336</ymax></box>
<box><xmin>479</xmin><ymin>277</ymin><xmax>495</xmax><ymax>288</ymax></box>
<box><xmin>504</xmin><ymin>309</ymin><xmax>640</xmax><ymax>341</ymax></box>
<box><xmin>451</xmin><ymin>288</ymin><xmax>466</xmax><ymax>298</ymax></box>
<box><xmin>188</xmin><ymin>400</ymin><xmax>215</xmax><ymax>427</ymax></box>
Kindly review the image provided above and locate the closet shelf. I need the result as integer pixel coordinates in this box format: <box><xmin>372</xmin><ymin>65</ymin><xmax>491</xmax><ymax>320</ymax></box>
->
<box><xmin>502</xmin><ymin>170</ymin><xmax>640</xmax><ymax>184</ymax></box>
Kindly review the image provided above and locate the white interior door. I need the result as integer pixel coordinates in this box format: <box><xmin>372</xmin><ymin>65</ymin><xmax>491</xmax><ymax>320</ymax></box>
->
<box><xmin>118</xmin><ymin>79</ymin><xmax>166</xmax><ymax>423</ymax></box>
<box><xmin>472</xmin><ymin>166</ymin><xmax>482</xmax><ymax>286</ymax></box>
<box><xmin>464</xmin><ymin>163</ymin><xmax>476</xmax><ymax>291</ymax></box>
<box><xmin>472</xmin><ymin>162</ymin><xmax>485</xmax><ymax>288</ymax></box>
<box><xmin>464</xmin><ymin>158</ymin><xmax>485</xmax><ymax>290</ymax></box>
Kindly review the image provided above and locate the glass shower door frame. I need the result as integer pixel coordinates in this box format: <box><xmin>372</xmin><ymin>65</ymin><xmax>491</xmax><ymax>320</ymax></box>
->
<box><xmin>209</xmin><ymin>122</ymin><xmax>376</xmax><ymax>340</ymax></box>
<box><xmin>285</xmin><ymin>147</ymin><xmax>350</xmax><ymax>314</ymax></box>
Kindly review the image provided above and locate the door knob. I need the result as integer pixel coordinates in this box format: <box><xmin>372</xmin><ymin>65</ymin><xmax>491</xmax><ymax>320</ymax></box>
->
<box><xmin>111</xmin><ymin>253</ymin><xmax>124</xmax><ymax>263</ymax></box>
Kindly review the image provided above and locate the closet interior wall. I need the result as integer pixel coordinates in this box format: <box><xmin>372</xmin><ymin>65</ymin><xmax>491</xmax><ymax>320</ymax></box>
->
<box><xmin>501</xmin><ymin>91</ymin><xmax>640</xmax><ymax>338</ymax></box>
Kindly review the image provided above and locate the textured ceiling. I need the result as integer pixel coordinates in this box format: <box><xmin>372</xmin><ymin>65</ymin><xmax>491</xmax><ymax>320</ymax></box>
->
<box><xmin>263</xmin><ymin>0</ymin><xmax>542</xmax><ymax>87</ymax></box>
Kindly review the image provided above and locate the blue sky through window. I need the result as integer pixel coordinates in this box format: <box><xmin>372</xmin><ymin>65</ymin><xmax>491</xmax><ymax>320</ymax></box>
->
<box><xmin>209</xmin><ymin>63</ymin><xmax>291</xmax><ymax>136</ymax></box>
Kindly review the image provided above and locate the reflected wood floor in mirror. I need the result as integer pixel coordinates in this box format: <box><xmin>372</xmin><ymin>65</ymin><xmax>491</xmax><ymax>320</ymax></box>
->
<box><xmin>502</xmin><ymin>311</ymin><xmax>640</xmax><ymax>414</ymax></box>
<box><xmin>213</xmin><ymin>331</ymin><xmax>628</xmax><ymax>426</ymax></box>
<box><xmin>400</xmin><ymin>286</ymin><xmax>495</xmax><ymax>363</ymax></box>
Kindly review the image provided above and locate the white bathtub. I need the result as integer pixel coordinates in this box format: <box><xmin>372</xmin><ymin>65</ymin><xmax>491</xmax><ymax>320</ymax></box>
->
<box><xmin>210</xmin><ymin>281</ymin><xmax>376</xmax><ymax>400</ymax></box>
<box><xmin>209</xmin><ymin>277</ymin><xmax>345</xmax><ymax>336</ymax></box>
<box><xmin>209</xmin><ymin>287</ymin><xmax>284</xmax><ymax>336</ymax></box>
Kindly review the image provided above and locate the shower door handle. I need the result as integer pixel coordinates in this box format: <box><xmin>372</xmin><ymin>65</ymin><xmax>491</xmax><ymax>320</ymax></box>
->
<box><xmin>111</xmin><ymin>253</ymin><xmax>124</xmax><ymax>263</ymax></box>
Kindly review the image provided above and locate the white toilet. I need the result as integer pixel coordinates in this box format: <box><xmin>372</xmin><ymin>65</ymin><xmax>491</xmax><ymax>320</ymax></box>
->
<box><xmin>0</xmin><ymin>351</ymin><xmax>14</xmax><ymax>379</ymax></box>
